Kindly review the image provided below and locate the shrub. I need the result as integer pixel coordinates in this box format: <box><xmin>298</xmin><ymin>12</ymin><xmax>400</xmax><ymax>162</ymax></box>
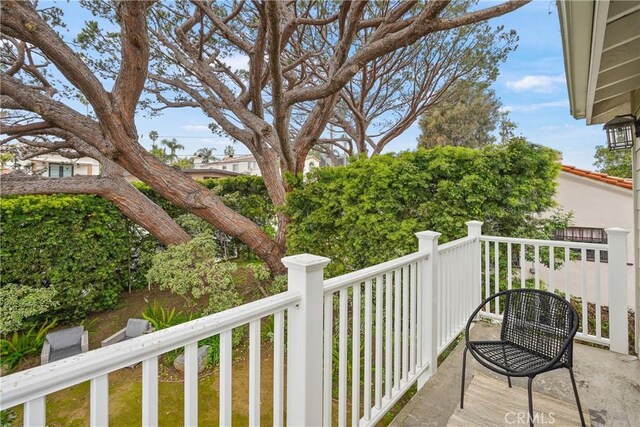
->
<box><xmin>0</xmin><ymin>285</ymin><xmax>59</xmax><ymax>333</ymax></box>
<box><xmin>141</xmin><ymin>299</ymin><xmax>193</xmax><ymax>330</ymax></box>
<box><xmin>286</xmin><ymin>138</ymin><xmax>564</xmax><ymax>276</ymax></box>
<box><xmin>0</xmin><ymin>319</ymin><xmax>57</xmax><ymax>371</ymax></box>
<box><xmin>146</xmin><ymin>234</ymin><xmax>241</xmax><ymax>315</ymax></box>
<box><xmin>0</xmin><ymin>195</ymin><xmax>144</xmax><ymax>322</ymax></box>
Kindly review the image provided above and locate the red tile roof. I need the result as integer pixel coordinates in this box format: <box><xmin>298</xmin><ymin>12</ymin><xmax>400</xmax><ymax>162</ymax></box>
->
<box><xmin>561</xmin><ymin>165</ymin><xmax>632</xmax><ymax>190</ymax></box>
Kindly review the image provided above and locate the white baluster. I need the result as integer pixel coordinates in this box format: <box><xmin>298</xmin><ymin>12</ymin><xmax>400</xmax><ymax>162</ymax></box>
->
<box><xmin>24</xmin><ymin>397</ymin><xmax>45</xmax><ymax>427</ymax></box>
<box><xmin>402</xmin><ymin>267</ymin><xmax>409</xmax><ymax>381</ymax></box>
<box><xmin>220</xmin><ymin>331</ymin><xmax>232</xmax><ymax>427</ymax></box>
<box><xmin>352</xmin><ymin>284</ymin><xmax>361</xmax><ymax>426</ymax></box>
<box><xmin>375</xmin><ymin>275</ymin><xmax>383</xmax><ymax>409</ymax></box>
<box><xmin>249</xmin><ymin>320</ymin><xmax>261</xmax><ymax>427</ymax></box>
<box><xmin>338</xmin><ymin>288</ymin><xmax>348</xmax><ymax>426</ymax></box>
<box><xmin>273</xmin><ymin>312</ymin><xmax>284</xmax><ymax>427</ymax></box>
<box><xmin>184</xmin><ymin>342</ymin><xmax>198</xmax><ymax>427</ymax></box>
<box><xmin>142</xmin><ymin>357</ymin><xmax>158</xmax><ymax>427</ymax></box>
<box><xmin>90</xmin><ymin>375</ymin><xmax>109</xmax><ymax>427</ymax></box>
<box><xmin>323</xmin><ymin>294</ymin><xmax>333</xmax><ymax>426</ymax></box>
<box><xmin>363</xmin><ymin>279</ymin><xmax>372</xmax><ymax>421</ymax></box>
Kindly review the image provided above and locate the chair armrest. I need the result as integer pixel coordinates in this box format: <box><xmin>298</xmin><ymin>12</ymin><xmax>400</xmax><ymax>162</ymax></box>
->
<box><xmin>465</xmin><ymin>290</ymin><xmax>511</xmax><ymax>343</ymax></box>
<box><xmin>101</xmin><ymin>328</ymin><xmax>126</xmax><ymax>347</ymax></box>
<box><xmin>41</xmin><ymin>341</ymin><xmax>51</xmax><ymax>365</ymax></box>
<box><xmin>81</xmin><ymin>330</ymin><xmax>89</xmax><ymax>353</ymax></box>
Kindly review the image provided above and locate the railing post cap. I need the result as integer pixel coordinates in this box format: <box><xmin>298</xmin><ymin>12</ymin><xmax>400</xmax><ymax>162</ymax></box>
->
<box><xmin>281</xmin><ymin>253</ymin><xmax>331</xmax><ymax>272</ymax></box>
<box><xmin>415</xmin><ymin>231</ymin><xmax>442</xmax><ymax>240</ymax></box>
<box><xmin>605</xmin><ymin>227</ymin><xmax>629</xmax><ymax>236</ymax></box>
<box><xmin>465</xmin><ymin>220</ymin><xmax>483</xmax><ymax>227</ymax></box>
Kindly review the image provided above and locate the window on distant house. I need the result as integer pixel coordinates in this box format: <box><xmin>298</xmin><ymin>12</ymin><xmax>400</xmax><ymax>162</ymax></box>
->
<box><xmin>553</xmin><ymin>227</ymin><xmax>608</xmax><ymax>262</ymax></box>
<box><xmin>48</xmin><ymin>163</ymin><xmax>74</xmax><ymax>178</ymax></box>
<box><xmin>232</xmin><ymin>164</ymin><xmax>239</xmax><ymax>172</ymax></box>
<box><xmin>222</xmin><ymin>165</ymin><xmax>227</xmax><ymax>170</ymax></box>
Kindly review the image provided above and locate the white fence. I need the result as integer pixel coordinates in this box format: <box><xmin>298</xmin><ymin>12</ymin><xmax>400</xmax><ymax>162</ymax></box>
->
<box><xmin>0</xmin><ymin>221</ymin><xmax>630</xmax><ymax>426</ymax></box>
<box><xmin>479</xmin><ymin>227</ymin><xmax>630</xmax><ymax>353</ymax></box>
<box><xmin>0</xmin><ymin>292</ymin><xmax>299</xmax><ymax>426</ymax></box>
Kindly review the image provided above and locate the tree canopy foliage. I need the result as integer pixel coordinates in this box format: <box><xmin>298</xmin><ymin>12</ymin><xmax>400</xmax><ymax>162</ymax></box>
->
<box><xmin>323</xmin><ymin>1</ymin><xmax>518</xmax><ymax>156</ymax></box>
<box><xmin>286</xmin><ymin>138</ymin><xmax>563</xmax><ymax>276</ymax></box>
<box><xmin>417</xmin><ymin>81</ymin><xmax>503</xmax><ymax>149</ymax></box>
<box><xmin>593</xmin><ymin>145</ymin><xmax>632</xmax><ymax>179</ymax></box>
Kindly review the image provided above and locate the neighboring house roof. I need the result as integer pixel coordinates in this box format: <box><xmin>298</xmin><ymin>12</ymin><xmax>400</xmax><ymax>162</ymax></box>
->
<box><xmin>209</xmin><ymin>154</ymin><xmax>255</xmax><ymax>165</ymax></box>
<box><xmin>561</xmin><ymin>165</ymin><xmax>632</xmax><ymax>190</ymax></box>
<box><xmin>182</xmin><ymin>168</ymin><xmax>243</xmax><ymax>177</ymax></box>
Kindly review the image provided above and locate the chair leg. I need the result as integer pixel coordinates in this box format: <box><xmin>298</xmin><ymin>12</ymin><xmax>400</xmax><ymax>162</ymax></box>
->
<box><xmin>569</xmin><ymin>368</ymin><xmax>586</xmax><ymax>427</ymax></box>
<box><xmin>527</xmin><ymin>377</ymin><xmax>534</xmax><ymax>427</ymax></box>
<box><xmin>460</xmin><ymin>347</ymin><xmax>468</xmax><ymax>409</ymax></box>
<box><xmin>501</xmin><ymin>346</ymin><xmax>512</xmax><ymax>388</ymax></box>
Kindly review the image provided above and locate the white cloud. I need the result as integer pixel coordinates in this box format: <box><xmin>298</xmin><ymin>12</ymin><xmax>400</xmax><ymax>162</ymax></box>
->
<box><xmin>183</xmin><ymin>124</ymin><xmax>210</xmax><ymax>132</ymax></box>
<box><xmin>502</xmin><ymin>100</ymin><xmax>569</xmax><ymax>112</ymax></box>
<box><xmin>222</xmin><ymin>53</ymin><xmax>249</xmax><ymax>72</ymax></box>
<box><xmin>506</xmin><ymin>75</ymin><xmax>566</xmax><ymax>93</ymax></box>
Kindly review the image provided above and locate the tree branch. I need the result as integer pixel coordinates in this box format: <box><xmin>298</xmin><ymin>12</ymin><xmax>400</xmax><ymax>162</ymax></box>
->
<box><xmin>112</xmin><ymin>1</ymin><xmax>153</xmax><ymax>122</ymax></box>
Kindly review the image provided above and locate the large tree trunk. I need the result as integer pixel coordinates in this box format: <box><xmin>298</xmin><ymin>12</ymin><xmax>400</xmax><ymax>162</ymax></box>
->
<box><xmin>107</xmin><ymin>126</ymin><xmax>287</xmax><ymax>273</ymax></box>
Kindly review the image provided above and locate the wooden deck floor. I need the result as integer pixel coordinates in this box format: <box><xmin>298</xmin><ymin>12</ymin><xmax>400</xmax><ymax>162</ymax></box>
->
<box><xmin>448</xmin><ymin>373</ymin><xmax>589</xmax><ymax>426</ymax></box>
<box><xmin>391</xmin><ymin>322</ymin><xmax>639</xmax><ymax>427</ymax></box>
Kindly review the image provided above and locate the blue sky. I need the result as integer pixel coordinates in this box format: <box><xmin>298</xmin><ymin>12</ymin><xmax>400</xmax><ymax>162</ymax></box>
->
<box><xmin>61</xmin><ymin>1</ymin><xmax>604</xmax><ymax>168</ymax></box>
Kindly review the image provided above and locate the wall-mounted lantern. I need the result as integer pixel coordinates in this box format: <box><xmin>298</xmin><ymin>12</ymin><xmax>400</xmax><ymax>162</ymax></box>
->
<box><xmin>603</xmin><ymin>115</ymin><xmax>639</xmax><ymax>150</ymax></box>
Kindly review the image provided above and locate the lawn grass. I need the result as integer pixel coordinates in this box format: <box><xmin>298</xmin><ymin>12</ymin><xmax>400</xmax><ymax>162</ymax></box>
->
<box><xmin>12</xmin><ymin>346</ymin><xmax>278</xmax><ymax>426</ymax></box>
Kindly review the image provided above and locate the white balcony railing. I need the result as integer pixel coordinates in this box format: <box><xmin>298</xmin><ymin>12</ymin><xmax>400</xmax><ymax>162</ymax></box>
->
<box><xmin>0</xmin><ymin>222</ymin><xmax>631</xmax><ymax>426</ymax></box>
<box><xmin>479</xmin><ymin>227</ymin><xmax>630</xmax><ymax>353</ymax></box>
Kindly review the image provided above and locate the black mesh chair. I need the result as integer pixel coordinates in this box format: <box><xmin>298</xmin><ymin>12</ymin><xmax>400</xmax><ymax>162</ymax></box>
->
<box><xmin>460</xmin><ymin>289</ymin><xmax>586</xmax><ymax>427</ymax></box>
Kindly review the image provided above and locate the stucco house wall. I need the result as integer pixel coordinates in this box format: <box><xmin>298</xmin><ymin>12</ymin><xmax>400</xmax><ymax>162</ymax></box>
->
<box><xmin>536</xmin><ymin>168</ymin><xmax>635</xmax><ymax>306</ymax></box>
<box><xmin>30</xmin><ymin>154</ymin><xmax>100</xmax><ymax>177</ymax></box>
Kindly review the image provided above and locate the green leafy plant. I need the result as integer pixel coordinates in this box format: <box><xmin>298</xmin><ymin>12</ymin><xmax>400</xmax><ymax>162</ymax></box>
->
<box><xmin>146</xmin><ymin>234</ymin><xmax>241</xmax><ymax>315</ymax></box>
<box><xmin>0</xmin><ymin>409</ymin><xmax>16</xmax><ymax>427</ymax></box>
<box><xmin>0</xmin><ymin>319</ymin><xmax>57</xmax><ymax>371</ymax></box>
<box><xmin>0</xmin><ymin>285</ymin><xmax>59</xmax><ymax>333</ymax></box>
<box><xmin>141</xmin><ymin>300</ymin><xmax>193</xmax><ymax>331</ymax></box>
<box><xmin>80</xmin><ymin>318</ymin><xmax>99</xmax><ymax>334</ymax></box>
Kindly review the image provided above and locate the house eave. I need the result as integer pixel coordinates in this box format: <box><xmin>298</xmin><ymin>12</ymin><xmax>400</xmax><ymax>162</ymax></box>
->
<box><xmin>557</xmin><ymin>0</ymin><xmax>594</xmax><ymax>121</ymax></box>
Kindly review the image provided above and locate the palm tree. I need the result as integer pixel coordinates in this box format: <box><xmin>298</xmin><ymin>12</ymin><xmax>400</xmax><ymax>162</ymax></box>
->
<box><xmin>161</xmin><ymin>138</ymin><xmax>184</xmax><ymax>161</ymax></box>
<box><xmin>195</xmin><ymin>147</ymin><xmax>216</xmax><ymax>163</ymax></box>
<box><xmin>148</xmin><ymin>130</ymin><xmax>159</xmax><ymax>149</ymax></box>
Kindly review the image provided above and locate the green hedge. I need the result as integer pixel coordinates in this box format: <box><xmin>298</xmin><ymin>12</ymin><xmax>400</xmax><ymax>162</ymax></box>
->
<box><xmin>286</xmin><ymin>138</ymin><xmax>562</xmax><ymax>277</ymax></box>
<box><xmin>0</xmin><ymin>195</ymin><xmax>139</xmax><ymax>324</ymax></box>
<box><xmin>0</xmin><ymin>176</ymin><xmax>275</xmax><ymax>330</ymax></box>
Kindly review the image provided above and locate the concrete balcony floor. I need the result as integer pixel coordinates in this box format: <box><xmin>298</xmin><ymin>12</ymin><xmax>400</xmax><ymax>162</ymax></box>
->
<box><xmin>391</xmin><ymin>322</ymin><xmax>640</xmax><ymax>426</ymax></box>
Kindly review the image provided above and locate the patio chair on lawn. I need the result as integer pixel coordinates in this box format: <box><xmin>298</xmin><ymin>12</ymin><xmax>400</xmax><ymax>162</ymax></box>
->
<box><xmin>101</xmin><ymin>318</ymin><xmax>152</xmax><ymax>347</ymax></box>
<box><xmin>41</xmin><ymin>326</ymin><xmax>88</xmax><ymax>364</ymax></box>
<box><xmin>460</xmin><ymin>289</ymin><xmax>586</xmax><ymax>427</ymax></box>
